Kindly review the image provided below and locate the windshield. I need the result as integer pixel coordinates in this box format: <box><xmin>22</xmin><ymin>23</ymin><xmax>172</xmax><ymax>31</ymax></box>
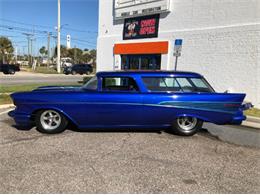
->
<box><xmin>83</xmin><ymin>76</ymin><xmax>98</xmax><ymax>90</ymax></box>
<box><xmin>142</xmin><ymin>77</ymin><xmax>214</xmax><ymax>93</ymax></box>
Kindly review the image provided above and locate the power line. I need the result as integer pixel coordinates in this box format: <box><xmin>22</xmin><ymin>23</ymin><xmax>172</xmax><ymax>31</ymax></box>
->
<box><xmin>0</xmin><ymin>24</ymin><xmax>53</xmax><ymax>34</ymax></box>
<box><xmin>1</xmin><ymin>24</ymin><xmax>97</xmax><ymax>44</ymax></box>
<box><xmin>0</xmin><ymin>18</ymin><xmax>53</xmax><ymax>30</ymax></box>
<box><xmin>63</xmin><ymin>27</ymin><xmax>97</xmax><ymax>34</ymax></box>
<box><xmin>0</xmin><ymin>18</ymin><xmax>97</xmax><ymax>34</ymax></box>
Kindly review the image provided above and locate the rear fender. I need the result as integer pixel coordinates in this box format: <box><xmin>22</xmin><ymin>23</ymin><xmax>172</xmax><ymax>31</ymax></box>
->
<box><xmin>175</xmin><ymin>113</ymin><xmax>210</xmax><ymax>123</ymax></box>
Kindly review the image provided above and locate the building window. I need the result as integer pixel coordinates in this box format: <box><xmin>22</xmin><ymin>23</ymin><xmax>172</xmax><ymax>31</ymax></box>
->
<box><xmin>121</xmin><ymin>54</ymin><xmax>161</xmax><ymax>70</ymax></box>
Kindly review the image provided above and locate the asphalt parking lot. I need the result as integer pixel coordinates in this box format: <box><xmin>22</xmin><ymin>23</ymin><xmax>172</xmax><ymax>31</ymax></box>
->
<box><xmin>0</xmin><ymin>108</ymin><xmax>259</xmax><ymax>193</ymax></box>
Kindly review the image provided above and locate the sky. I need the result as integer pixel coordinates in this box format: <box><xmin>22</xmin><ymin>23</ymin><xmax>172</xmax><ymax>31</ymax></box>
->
<box><xmin>0</xmin><ymin>0</ymin><xmax>99</xmax><ymax>56</ymax></box>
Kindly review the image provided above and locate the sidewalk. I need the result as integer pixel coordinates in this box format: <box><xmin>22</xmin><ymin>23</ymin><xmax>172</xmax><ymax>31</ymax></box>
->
<box><xmin>242</xmin><ymin>116</ymin><xmax>260</xmax><ymax>129</ymax></box>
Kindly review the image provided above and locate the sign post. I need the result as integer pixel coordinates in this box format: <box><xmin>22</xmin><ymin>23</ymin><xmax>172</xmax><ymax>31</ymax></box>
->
<box><xmin>173</xmin><ymin>39</ymin><xmax>183</xmax><ymax>71</ymax></box>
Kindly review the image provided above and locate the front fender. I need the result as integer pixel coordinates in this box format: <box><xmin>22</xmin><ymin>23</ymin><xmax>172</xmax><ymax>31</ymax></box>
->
<box><xmin>30</xmin><ymin>106</ymin><xmax>79</xmax><ymax>127</ymax></box>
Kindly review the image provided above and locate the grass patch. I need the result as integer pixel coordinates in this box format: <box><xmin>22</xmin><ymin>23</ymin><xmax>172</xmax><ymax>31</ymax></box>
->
<box><xmin>245</xmin><ymin>108</ymin><xmax>260</xmax><ymax>118</ymax></box>
<box><xmin>24</xmin><ymin>66</ymin><xmax>60</xmax><ymax>74</ymax></box>
<box><xmin>0</xmin><ymin>83</ymin><xmax>81</xmax><ymax>93</ymax></box>
<box><xmin>0</xmin><ymin>94</ymin><xmax>12</xmax><ymax>105</ymax></box>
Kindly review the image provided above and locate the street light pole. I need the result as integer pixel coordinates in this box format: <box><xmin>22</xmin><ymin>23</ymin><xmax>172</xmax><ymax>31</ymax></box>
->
<box><xmin>57</xmin><ymin>0</ymin><xmax>61</xmax><ymax>73</ymax></box>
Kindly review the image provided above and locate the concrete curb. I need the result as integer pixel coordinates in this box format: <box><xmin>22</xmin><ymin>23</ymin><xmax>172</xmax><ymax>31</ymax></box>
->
<box><xmin>246</xmin><ymin>116</ymin><xmax>260</xmax><ymax>123</ymax></box>
<box><xmin>0</xmin><ymin>104</ymin><xmax>14</xmax><ymax>109</ymax></box>
<box><xmin>242</xmin><ymin>121</ymin><xmax>260</xmax><ymax>129</ymax></box>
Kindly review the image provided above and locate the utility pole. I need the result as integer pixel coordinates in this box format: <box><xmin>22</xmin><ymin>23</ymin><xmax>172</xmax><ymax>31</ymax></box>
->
<box><xmin>23</xmin><ymin>33</ymin><xmax>33</xmax><ymax>66</ymax></box>
<box><xmin>74</xmin><ymin>45</ymin><xmax>77</xmax><ymax>64</ymax></box>
<box><xmin>57</xmin><ymin>0</ymin><xmax>61</xmax><ymax>73</ymax></box>
<box><xmin>30</xmin><ymin>37</ymin><xmax>33</xmax><ymax>67</ymax></box>
<box><xmin>47</xmin><ymin>32</ymin><xmax>51</xmax><ymax>67</ymax></box>
<box><xmin>15</xmin><ymin>47</ymin><xmax>18</xmax><ymax>63</ymax></box>
<box><xmin>27</xmin><ymin>37</ymin><xmax>30</xmax><ymax>65</ymax></box>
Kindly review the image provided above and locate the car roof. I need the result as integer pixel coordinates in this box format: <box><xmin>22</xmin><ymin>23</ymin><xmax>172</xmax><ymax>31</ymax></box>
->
<box><xmin>96</xmin><ymin>70</ymin><xmax>203</xmax><ymax>78</ymax></box>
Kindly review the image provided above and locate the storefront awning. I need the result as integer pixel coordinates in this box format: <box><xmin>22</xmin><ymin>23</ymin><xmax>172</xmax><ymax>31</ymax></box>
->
<box><xmin>114</xmin><ymin>41</ymin><xmax>168</xmax><ymax>55</ymax></box>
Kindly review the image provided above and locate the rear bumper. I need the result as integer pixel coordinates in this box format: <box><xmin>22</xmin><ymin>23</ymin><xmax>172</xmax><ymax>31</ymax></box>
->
<box><xmin>8</xmin><ymin>110</ymin><xmax>33</xmax><ymax>127</ymax></box>
<box><xmin>230</xmin><ymin>115</ymin><xmax>246</xmax><ymax>125</ymax></box>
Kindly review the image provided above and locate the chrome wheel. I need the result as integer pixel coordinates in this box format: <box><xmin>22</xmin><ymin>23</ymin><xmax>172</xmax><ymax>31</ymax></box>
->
<box><xmin>177</xmin><ymin>116</ymin><xmax>197</xmax><ymax>132</ymax></box>
<box><xmin>40</xmin><ymin>110</ymin><xmax>61</xmax><ymax>130</ymax></box>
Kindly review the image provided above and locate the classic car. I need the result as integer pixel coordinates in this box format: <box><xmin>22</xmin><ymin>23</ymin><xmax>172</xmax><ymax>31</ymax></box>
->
<box><xmin>9</xmin><ymin>71</ymin><xmax>250</xmax><ymax>136</ymax></box>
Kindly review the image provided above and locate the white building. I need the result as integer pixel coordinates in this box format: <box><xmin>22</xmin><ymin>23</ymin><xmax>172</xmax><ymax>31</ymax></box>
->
<box><xmin>97</xmin><ymin>0</ymin><xmax>260</xmax><ymax>108</ymax></box>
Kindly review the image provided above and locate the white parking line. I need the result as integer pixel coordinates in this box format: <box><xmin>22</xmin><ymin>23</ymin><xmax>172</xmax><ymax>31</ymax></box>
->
<box><xmin>0</xmin><ymin>108</ymin><xmax>14</xmax><ymax>115</ymax></box>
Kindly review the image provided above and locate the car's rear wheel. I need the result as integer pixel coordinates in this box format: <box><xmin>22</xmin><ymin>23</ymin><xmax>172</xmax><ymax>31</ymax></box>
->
<box><xmin>171</xmin><ymin>116</ymin><xmax>203</xmax><ymax>136</ymax></box>
<box><xmin>35</xmin><ymin>110</ymin><xmax>68</xmax><ymax>134</ymax></box>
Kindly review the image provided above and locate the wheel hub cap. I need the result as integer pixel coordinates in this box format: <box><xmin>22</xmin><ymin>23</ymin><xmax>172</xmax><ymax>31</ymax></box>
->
<box><xmin>40</xmin><ymin>110</ymin><xmax>61</xmax><ymax>130</ymax></box>
<box><xmin>177</xmin><ymin>116</ymin><xmax>197</xmax><ymax>132</ymax></box>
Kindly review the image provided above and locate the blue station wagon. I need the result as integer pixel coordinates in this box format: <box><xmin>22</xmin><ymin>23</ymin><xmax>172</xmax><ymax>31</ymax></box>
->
<box><xmin>9</xmin><ymin>71</ymin><xmax>250</xmax><ymax>136</ymax></box>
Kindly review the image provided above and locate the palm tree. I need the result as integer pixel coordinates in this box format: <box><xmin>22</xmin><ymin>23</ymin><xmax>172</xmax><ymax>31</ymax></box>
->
<box><xmin>0</xmin><ymin>36</ymin><xmax>14</xmax><ymax>64</ymax></box>
<box><xmin>39</xmin><ymin>46</ymin><xmax>48</xmax><ymax>56</ymax></box>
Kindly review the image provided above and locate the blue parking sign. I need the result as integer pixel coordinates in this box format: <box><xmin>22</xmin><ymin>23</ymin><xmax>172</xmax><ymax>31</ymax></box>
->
<box><xmin>175</xmin><ymin>39</ymin><xmax>183</xmax><ymax>46</ymax></box>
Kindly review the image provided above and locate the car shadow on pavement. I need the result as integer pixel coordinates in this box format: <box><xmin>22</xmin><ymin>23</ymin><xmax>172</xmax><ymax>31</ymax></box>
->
<box><xmin>10</xmin><ymin>121</ymin><xmax>210</xmax><ymax>136</ymax></box>
<box><xmin>12</xmin><ymin>125</ymin><xmax>33</xmax><ymax>131</ymax></box>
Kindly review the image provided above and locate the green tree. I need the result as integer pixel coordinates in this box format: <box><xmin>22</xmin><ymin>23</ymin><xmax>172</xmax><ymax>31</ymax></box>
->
<box><xmin>81</xmin><ymin>52</ymin><xmax>91</xmax><ymax>63</ymax></box>
<box><xmin>89</xmin><ymin>49</ymin><xmax>96</xmax><ymax>68</ymax></box>
<box><xmin>53</xmin><ymin>45</ymin><xmax>69</xmax><ymax>58</ymax></box>
<box><xmin>0</xmin><ymin>36</ymin><xmax>14</xmax><ymax>63</ymax></box>
<box><xmin>39</xmin><ymin>46</ymin><xmax>48</xmax><ymax>56</ymax></box>
<box><xmin>68</xmin><ymin>47</ymin><xmax>83</xmax><ymax>64</ymax></box>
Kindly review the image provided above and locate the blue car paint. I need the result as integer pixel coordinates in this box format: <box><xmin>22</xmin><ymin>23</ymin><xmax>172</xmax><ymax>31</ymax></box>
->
<box><xmin>9</xmin><ymin>71</ymin><xmax>247</xmax><ymax>129</ymax></box>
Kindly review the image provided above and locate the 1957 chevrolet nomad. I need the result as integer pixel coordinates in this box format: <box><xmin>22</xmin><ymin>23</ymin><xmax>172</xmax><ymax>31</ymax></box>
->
<box><xmin>9</xmin><ymin>71</ymin><xmax>250</xmax><ymax>136</ymax></box>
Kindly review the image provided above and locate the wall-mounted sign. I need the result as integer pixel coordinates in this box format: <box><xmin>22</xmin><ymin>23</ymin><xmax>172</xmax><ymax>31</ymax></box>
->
<box><xmin>114</xmin><ymin>0</ymin><xmax>171</xmax><ymax>19</ymax></box>
<box><xmin>123</xmin><ymin>14</ymin><xmax>159</xmax><ymax>40</ymax></box>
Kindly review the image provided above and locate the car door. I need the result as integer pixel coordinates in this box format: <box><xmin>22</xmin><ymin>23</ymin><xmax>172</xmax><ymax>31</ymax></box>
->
<box><xmin>79</xmin><ymin>64</ymin><xmax>84</xmax><ymax>74</ymax></box>
<box><xmin>79</xmin><ymin>76</ymin><xmax>144</xmax><ymax>128</ymax></box>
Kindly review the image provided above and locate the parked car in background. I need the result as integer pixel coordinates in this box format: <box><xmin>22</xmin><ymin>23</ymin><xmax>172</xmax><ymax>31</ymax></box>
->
<box><xmin>0</xmin><ymin>64</ymin><xmax>20</xmax><ymax>74</ymax></box>
<box><xmin>9</xmin><ymin>71</ymin><xmax>251</xmax><ymax>135</ymax></box>
<box><xmin>63</xmin><ymin>64</ymin><xmax>93</xmax><ymax>75</ymax></box>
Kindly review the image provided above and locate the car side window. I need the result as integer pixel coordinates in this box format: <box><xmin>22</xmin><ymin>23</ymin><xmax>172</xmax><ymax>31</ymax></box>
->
<box><xmin>175</xmin><ymin>78</ymin><xmax>193</xmax><ymax>92</ymax></box>
<box><xmin>102</xmin><ymin>77</ymin><xmax>139</xmax><ymax>92</ymax></box>
<box><xmin>83</xmin><ymin>76</ymin><xmax>98</xmax><ymax>90</ymax></box>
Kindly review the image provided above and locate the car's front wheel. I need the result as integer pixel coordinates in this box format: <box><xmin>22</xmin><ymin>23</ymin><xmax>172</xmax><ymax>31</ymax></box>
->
<box><xmin>171</xmin><ymin>116</ymin><xmax>203</xmax><ymax>136</ymax></box>
<box><xmin>9</xmin><ymin>69</ymin><xmax>15</xmax><ymax>74</ymax></box>
<box><xmin>35</xmin><ymin>110</ymin><xmax>68</xmax><ymax>134</ymax></box>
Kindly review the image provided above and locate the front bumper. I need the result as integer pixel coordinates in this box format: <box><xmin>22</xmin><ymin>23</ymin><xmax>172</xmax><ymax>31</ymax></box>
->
<box><xmin>8</xmin><ymin>110</ymin><xmax>33</xmax><ymax>127</ymax></box>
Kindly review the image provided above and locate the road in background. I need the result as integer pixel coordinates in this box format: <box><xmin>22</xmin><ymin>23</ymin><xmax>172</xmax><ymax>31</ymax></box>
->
<box><xmin>0</xmin><ymin>72</ymin><xmax>93</xmax><ymax>86</ymax></box>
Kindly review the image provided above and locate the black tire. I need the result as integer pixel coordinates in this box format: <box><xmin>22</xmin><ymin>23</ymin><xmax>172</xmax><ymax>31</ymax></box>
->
<box><xmin>72</xmin><ymin>70</ymin><xmax>77</xmax><ymax>75</ymax></box>
<box><xmin>35</xmin><ymin>109</ymin><xmax>68</xmax><ymax>134</ymax></box>
<box><xmin>9</xmin><ymin>69</ymin><xmax>15</xmax><ymax>74</ymax></box>
<box><xmin>171</xmin><ymin>116</ymin><xmax>203</xmax><ymax>136</ymax></box>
